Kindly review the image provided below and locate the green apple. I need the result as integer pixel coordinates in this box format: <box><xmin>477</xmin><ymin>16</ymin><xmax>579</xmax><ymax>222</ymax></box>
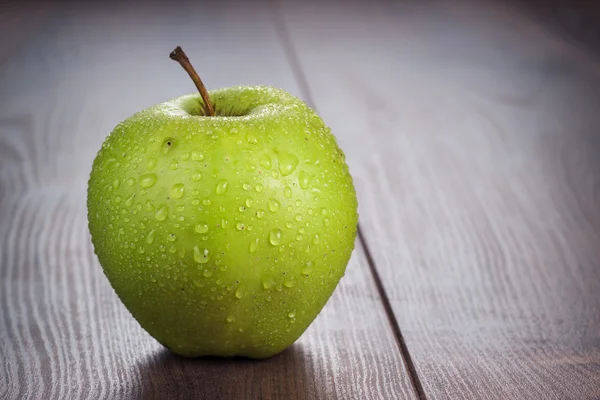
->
<box><xmin>87</xmin><ymin>52</ymin><xmax>358</xmax><ymax>359</ymax></box>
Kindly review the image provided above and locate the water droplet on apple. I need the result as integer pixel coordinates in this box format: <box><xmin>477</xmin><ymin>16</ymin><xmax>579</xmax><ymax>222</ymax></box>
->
<box><xmin>192</xmin><ymin>172</ymin><xmax>202</xmax><ymax>181</ymax></box>
<box><xmin>285</xmin><ymin>222</ymin><xmax>293</xmax><ymax>229</ymax></box>
<box><xmin>147</xmin><ymin>158</ymin><xmax>158</xmax><ymax>170</ymax></box>
<box><xmin>268</xmin><ymin>199</ymin><xmax>280</xmax><ymax>212</ymax></box>
<box><xmin>215</xmin><ymin>179</ymin><xmax>229</xmax><ymax>195</ymax></box>
<box><xmin>195</xmin><ymin>223</ymin><xmax>209</xmax><ymax>233</ymax></box>
<box><xmin>145</xmin><ymin>200</ymin><xmax>155</xmax><ymax>211</ymax></box>
<box><xmin>203</xmin><ymin>269</ymin><xmax>213</xmax><ymax>277</ymax></box>
<box><xmin>278</xmin><ymin>152</ymin><xmax>299</xmax><ymax>176</ymax></box>
<box><xmin>125</xmin><ymin>194</ymin><xmax>135</xmax><ymax>207</ymax></box>
<box><xmin>140</xmin><ymin>174</ymin><xmax>157</xmax><ymax>188</ymax></box>
<box><xmin>260</xmin><ymin>154</ymin><xmax>271</xmax><ymax>169</ymax></box>
<box><xmin>236</xmin><ymin>222</ymin><xmax>245</xmax><ymax>231</ymax></box>
<box><xmin>299</xmin><ymin>170</ymin><xmax>313</xmax><ymax>189</ymax></box>
<box><xmin>296</xmin><ymin>234</ymin><xmax>303</xmax><ymax>241</ymax></box>
<box><xmin>288</xmin><ymin>310</ymin><xmax>296</xmax><ymax>318</ymax></box>
<box><xmin>235</xmin><ymin>286</ymin><xmax>244</xmax><ymax>299</ymax></box>
<box><xmin>256</xmin><ymin>210</ymin><xmax>265</xmax><ymax>219</ymax></box>
<box><xmin>324</xmin><ymin>219</ymin><xmax>330</xmax><ymax>227</ymax></box>
<box><xmin>261</xmin><ymin>276</ymin><xmax>273</xmax><ymax>290</ymax></box>
<box><xmin>301</xmin><ymin>261</ymin><xmax>313</xmax><ymax>275</ymax></box>
<box><xmin>155</xmin><ymin>205</ymin><xmax>168</xmax><ymax>221</ymax></box>
<box><xmin>226</xmin><ymin>315</ymin><xmax>236</xmax><ymax>323</ymax></box>
<box><xmin>171</xmin><ymin>183</ymin><xmax>185</xmax><ymax>199</ymax></box>
<box><xmin>312</xmin><ymin>234</ymin><xmax>321</xmax><ymax>244</ymax></box>
<box><xmin>169</xmin><ymin>160</ymin><xmax>178</xmax><ymax>170</ymax></box>
<box><xmin>193</xmin><ymin>246</ymin><xmax>209</xmax><ymax>264</ymax></box>
<box><xmin>245</xmin><ymin>162</ymin><xmax>256</xmax><ymax>172</ymax></box>
<box><xmin>245</xmin><ymin>198</ymin><xmax>253</xmax><ymax>207</ymax></box>
<box><xmin>249</xmin><ymin>237</ymin><xmax>259</xmax><ymax>253</ymax></box>
<box><xmin>126</xmin><ymin>177</ymin><xmax>136</xmax><ymax>186</ymax></box>
<box><xmin>243</xmin><ymin>183</ymin><xmax>251</xmax><ymax>191</ymax></box>
<box><xmin>191</xmin><ymin>151</ymin><xmax>204</xmax><ymax>161</ymax></box>
<box><xmin>246</xmin><ymin>134</ymin><xmax>258</xmax><ymax>144</ymax></box>
<box><xmin>167</xmin><ymin>233</ymin><xmax>177</xmax><ymax>242</ymax></box>
<box><xmin>284</xmin><ymin>186</ymin><xmax>292</xmax><ymax>198</ymax></box>
<box><xmin>284</xmin><ymin>279</ymin><xmax>295</xmax><ymax>288</ymax></box>
<box><xmin>145</xmin><ymin>230</ymin><xmax>155</xmax><ymax>244</ymax></box>
<box><xmin>295</xmin><ymin>200</ymin><xmax>302</xmax><ymax>207</ymax></box>
<box><xmin>112</xmin><ymin>179</ymin><xmax>121</xmax><ymax>189</ymax></box>
<box><xmin>269</xmin><ymin>229</ymin><xmax>282</xmax><ymax>246</ymax></box>
<box><xmin>255</xmin><ymin>184</ymin><xmax>264</xmax><ymax>193</ymax></box>
<box><xmin>321</xmin><ymin>208</ymin><xmax>328</xmax><ymax>216</ymax></box>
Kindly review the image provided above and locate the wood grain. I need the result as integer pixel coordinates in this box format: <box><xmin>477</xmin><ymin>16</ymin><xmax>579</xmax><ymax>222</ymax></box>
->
<box><xmin>278</xmin><ymin>0</ymin><xmax>600</xmax><ymax>398</ymax></box>
<box><xmin>0</xmin><ymin>1</ymin><xmax>415</xmax><ymax>399</ymax></box>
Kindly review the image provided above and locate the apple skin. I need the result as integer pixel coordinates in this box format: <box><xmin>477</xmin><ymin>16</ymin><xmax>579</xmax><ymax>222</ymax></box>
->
<box><xmin>87</xmin><ymin>86</ymin><xmax>358</xmax><ymax>358</ymax></box>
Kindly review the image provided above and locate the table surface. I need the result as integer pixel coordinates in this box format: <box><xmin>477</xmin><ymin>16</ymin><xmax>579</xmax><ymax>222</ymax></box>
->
<box><xmin>1</xmin><ymin>0</ymin><xmax>600</xmax><ymax>399</ymax></box>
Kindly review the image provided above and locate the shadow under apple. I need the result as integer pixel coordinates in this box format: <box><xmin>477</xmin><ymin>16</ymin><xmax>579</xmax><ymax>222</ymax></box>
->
<box><xmin>126</xmin><ymin>343</ymin><xmax>320</xmax><ymax>400</ymax></box>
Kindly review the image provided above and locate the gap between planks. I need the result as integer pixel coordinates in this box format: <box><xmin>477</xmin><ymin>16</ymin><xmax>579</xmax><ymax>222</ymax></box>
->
<box><xmin>270</xmin><ymin>3</ymin><xmax>428</xmax><ymax>399</ymax></box>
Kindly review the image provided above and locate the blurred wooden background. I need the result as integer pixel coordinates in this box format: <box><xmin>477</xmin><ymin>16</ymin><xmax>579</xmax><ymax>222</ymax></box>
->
<box><xmin>1</xmin><ymin>0</ymin><xmax>599</xmax><ymax>399</ymax></box>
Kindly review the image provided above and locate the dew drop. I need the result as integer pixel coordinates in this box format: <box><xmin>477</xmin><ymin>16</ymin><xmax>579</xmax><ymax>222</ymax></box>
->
<box><xmin>203</xmin><ymin>199</ymin><xmax>212</xmax><ymax>206</ymax></box>
<box><xmin>255</xmin><ymin>184</ymin><xmax>264</xmax><ymax>192</ymax></box>
<box><xmin>299</xmin><ymin>170</ymin><xmax>313</xmax><ymax>189</ymax></box>
<box><xmin>215</xmin><ymin>179</ymin><xmax>229</xmax><ymax>195</ymax></box>
<box><xmin>256</xmin><ymin>209</ymin><xmax>265</xmax><ymax>219</ymax></box>
<box><xmin>268</xmin><ymin>198</ymin><xmax>280</xmax><ymax>212</ymax></box>
<box><xmin>245</xmin><ymin>162</ymin><xmax>256</xmax><ymax>172</ymax></box>
<box><xmin>278</xmin><ymin>152</ymin><xmax>299</xmax><ymax>176</ymax></box>
<box><xmin>260</xmin><ymin>154</ymin><xmax>271</xmax><ymax>169</ymax></box>
<box><xmin>145</xmin><ymin>200</ymin><xmax>155</xmax><ymax>211</ymax></box>
<box><xmin>192</xmin><ymin>171</ymin><xmax>202</xmax><ymax>181</ymax></box>
<box><xmin>249</xmin><ymin>237</ymin><xmax>259</xmax><ymax>253</ymax></box>
<box><xmin>288</xmin><ymin>310</ymin><xmax>297</xmax><ymax>318</ymax></box>
<box><xmin>295</xmin><ymin>199</ymin><xmax>302</xmax><ymax>207</ymax></box>
<box><xmin>246</xmin><ymin>134</ymin><xmax>258</xmax><ymax>144</ymax></box>
<box><xmin>146</xmin><ymin>229</ymin><xmax>155</xmax><ymax>244</ymax></box>
<box><xmin>195</xmin><ymin>223</ymin><xmax>209</xmax><ymax>233</ymax></box>
<box><xmin>203</xmin><ymin>269</ymin><xmax>213</xmax><ymax>277</ymax></box>
<box><xmin>191</xmin><ymin>151</ymin><xmax>204</xmax><ymax>161</ymax></box>
<box><xmin>155</xmin><ymin>205</ymin><xmax>168</xmax><ymax>221</ymax></box>
<box><xmin>236</xmin><ymin>222</ymin><xmax>245</xmax><ymax>231</ymax></box>
<box><xmin>126</xmin><ymin>177</ymin><xmax>136</xmax><ymax>186</ymax></box>
<box><xmin>245</xmin><ymin>198</ymin><xmax>253</xmax><ymax>207</ymax></box>
<box><xmin>284</xmin><ymin>279</ymin><xmax>295</xmax><ymax>288</ymax></box>
<box><xmin>235</xmin><ymin>286</ymin><xmax>245</xmax><ymax>299</ymax></box>
<box><xmin>169</xmin><ymin>160</ymin><xmax>178</xmax><ymax>170</ymax></box>
<box><xmin>226</xmin><ymin>315</ymin><xmax>236</xmax><ymax>323</ymax></box>
<box><xmin>147</xmin><ymin>158</ymin><xmax>158</xmax><ymax>170</ymax></box>
<box><xmin>313</xmin><ymin>234</ymin><xmax>321</xmax><ymax>244</ymax></box>
<box><xmin>193</xmin><ymin>246</ymin><xmax>209</xmax><ymax>264</ymax></box>
<box><xmin>125</xmin><ymin>194</ymin><xmax>135</xmax><ymax>207</ymax></box>
<box><xmin>269</xmin><ymin>229</ymin><xmax>282</xmax><ymax>246</ymax></box>
<box><xmin>301</xmin><ymin>261</ymin><xmax>313</xmax><ymax>275</ymax></box>
<box><xmin>286</xmin><ymin>222</ymin><xmax>293</xmax><ymax>229</ymax></box>
<box><xmin>112</xmin><ymin>179</ymin><xmax>121</xmax><ymax>189</ymax></box>
<box><xmin>171</xmin><ymin>183</ymin><xmax>185</xmax><ymax>199</ymax></box>
<box><xmin>284</xmin><ymin>186</ymin><xmax>292</xmax><ymax>198</ymax></box>
<box><xmin>140</xmin><ymin>174</ymin><xmax>157</xmax><ymax>188</ymax></box>
<box><xmin>262</xmin><ymin>276</ymin><xmax>273</xmax><ymax>290</ymax></box>
<box><xmin>270</xmin><ymin>170</ymin><xmax>279</xmax><ymax>179</ymax></box>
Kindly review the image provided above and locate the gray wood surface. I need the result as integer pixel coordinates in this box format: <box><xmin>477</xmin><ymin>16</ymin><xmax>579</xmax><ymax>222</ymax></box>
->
<box><xmin>280</xmin><ymin>0</ymin><xmax>600</xmax><ymax>398</ymax></box>
<box><xmin>1</xmin><ymin>0</ymin><xmax>600</xmax><ymax>399</ymax></box>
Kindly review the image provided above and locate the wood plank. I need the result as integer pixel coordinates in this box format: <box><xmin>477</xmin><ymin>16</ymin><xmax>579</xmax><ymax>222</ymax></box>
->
<box><xmin>278</xmin><ymin>0</ymin><xmax>600</xmax><ymax>398</ymax></box>
<box><xmin>0</xmin><ymin>1</ymin><xmax>416</xmax><ymax>399</ymax></box>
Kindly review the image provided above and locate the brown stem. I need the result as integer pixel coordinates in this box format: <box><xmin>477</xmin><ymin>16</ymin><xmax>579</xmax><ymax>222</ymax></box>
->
<box><xmin>169</xmin><ymin>46</ymin><xmax>215</xmax><ymax>117</ymax></box>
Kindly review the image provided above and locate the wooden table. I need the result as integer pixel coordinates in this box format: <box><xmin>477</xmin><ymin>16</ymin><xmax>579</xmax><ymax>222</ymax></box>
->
<box><xmin>1</xmin><ymin>0</ymin><xmax>599</xmax><ymax>398</ymax></box>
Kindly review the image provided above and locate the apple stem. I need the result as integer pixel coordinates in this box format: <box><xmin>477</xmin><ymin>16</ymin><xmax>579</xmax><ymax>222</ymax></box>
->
<box><xmin>169</xmin><ymin>46</ymin><xmax>215</xmax><ymax>117</ymax></box>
